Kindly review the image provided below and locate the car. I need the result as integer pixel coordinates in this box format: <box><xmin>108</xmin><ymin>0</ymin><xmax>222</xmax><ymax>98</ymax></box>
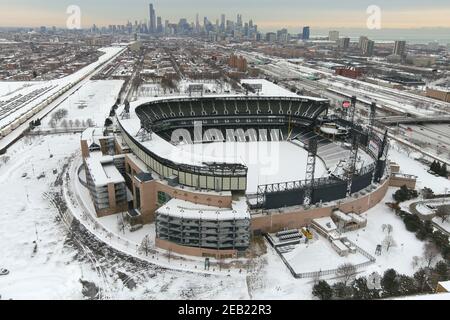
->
<box><xmin>0</xmin><ymin>268</ymin><xmax>9</xmax><ymax>276</ymax></box>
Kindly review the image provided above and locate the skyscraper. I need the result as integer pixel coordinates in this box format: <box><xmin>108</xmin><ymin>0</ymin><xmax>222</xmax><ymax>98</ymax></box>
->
<box><xmin>338</xmin><ymin>37</ymin><xmax>350</xmax><ymax>49</ymax></box>
<box><xmin>196</xmin><ymin>13</ymin><xmax>200</xmax><ymax>33</ymax></box>
<box><xmin>393</xmin><ymin>40</ymin><xmax>407</xmax><ymax>56</ymax></box>
<box><xmin>157</xmin><ymin>16</ymin><xmax>163</xmax><ymax>33</ymax></box>
<box><xmin>359</xmin><ymin>36</ymin><xmax>368</xmax><ymax>49</ymax></box>
<box><xmin>329</xmin><ymin>30</ymin><xmax>339</xmax><ymax>42</ymax></box>
<box><xmin>359</xmin><ymin>36</ymin><xmax>375</xmax><ymax>56</ymax></box>
<box><xmin>236</xmin><ymin>14</ymin><xmax>242</xmax><ymax>28</ymax></box>
<box><xmin>220</xmin><ymin>14</ymin><xmax>225</xmax><ymax>32</ymax></box>
<box><xmin>302</xmin><ymin>26</ymin><xmax>310</xmax><ymax>40</ymax></box>
<box><xmin>149</xmin><ymin>3</ymin><xmax>156</xmax><ymax>33</ymax></box>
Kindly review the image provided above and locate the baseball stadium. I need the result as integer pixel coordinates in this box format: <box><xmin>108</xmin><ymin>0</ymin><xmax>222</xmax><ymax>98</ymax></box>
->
<box><xmin>79</xmin><ymin>88</ymin><xmax>403</xmax><ymax>259</ymax></box>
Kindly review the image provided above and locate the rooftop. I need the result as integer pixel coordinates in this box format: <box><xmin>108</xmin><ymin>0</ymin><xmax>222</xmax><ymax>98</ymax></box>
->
<box><xmin>85</xmin><ymin>154</ymin><xmax>125</xmax><ymax>187</ymax></box>
<box><xmin>156</xmin><ymin>197</ymin><xmax>250</xmax><ymax>221</ymax></box>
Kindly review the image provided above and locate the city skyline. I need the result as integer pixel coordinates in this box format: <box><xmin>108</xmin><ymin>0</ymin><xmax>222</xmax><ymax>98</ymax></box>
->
<box><xmin>2</xmin><ymin>0</ymin><xmax>450</xmax><ymax>31</ymax></box>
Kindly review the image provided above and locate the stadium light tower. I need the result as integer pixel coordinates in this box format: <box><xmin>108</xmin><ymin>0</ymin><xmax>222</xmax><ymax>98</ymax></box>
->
<box><xmin>347</xmin><ymin>96</ymin><xmax>357</xmax><ymax>125</ymax></box>
<box><xmin>373</xmin><ymin>129</ymin><xmax>389</xmax><ymax>183</ymax></box>
<box><xmin>346</xmin><ymin>130</ymin><xmax>359</xmax><ymax>197</ymax></box>
<box><xmin>303</xmin><ymin>138</ymin><xmax>318</xmax><ymax>206</ymax></box>
<box><xmin>368</xmin><ymin>102</ymin><xmax>376</xmax><ymax>140</ymax></box>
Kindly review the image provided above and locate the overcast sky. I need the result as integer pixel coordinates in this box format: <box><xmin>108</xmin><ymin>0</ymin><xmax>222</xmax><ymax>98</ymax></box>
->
<box><xmin>1</xmin><ymin>0</ymin><xmax>450</xmax><ymax>31</ymax></box>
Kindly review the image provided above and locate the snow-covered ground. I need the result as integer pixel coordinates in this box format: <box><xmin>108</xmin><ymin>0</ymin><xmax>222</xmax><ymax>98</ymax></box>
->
<box><xmin>178</xmin><ymin>80</ymin><xmax>233</xmax><ymax>94</ymax></box>
<box><xmin>0</xmin><ymin>47</ymin><xmax>124</xmax><ymax>130</ymax></box>
<box><xmin>282</xmin><ymin>238</ymin><xmax>369</xmax><ymax>274</ymax></box>
<box><xmin>244</xmin><ymin>186</ymin><xmax>433</xmax><ymax>298</ymax></box>
<box><xmin>389</xmin><ymin>143</ymin><xmax>450</xmax><ymax>194</ymax></box>
<box><xmin>0</xmin><ymin>136</ymin><xmax>440</xmax><ymax>299</ymax></box>
<box><xmin>0</xmin><ymin>81</ymin><xmax>41</xmax><ymax>97</ymax></box>
<box><xmin>43</xmin><ymin>80</ymin><xmax>123</xmax><ymax>129</ymax></box>
<box><xmin>432</xmin><ymin>217</ymin><xmax>450</xmax><ymax>234</ymax></box>
<box><xmin>345</xmin><ymin>188</ymin><xmax>427</xmax><ymax>276</ymax></box>
<box><xmin>0</xmin><ymin>134</ymin><xmax>88</xmax><ymax>299</ymax></box>
<box><xmin>0</xmin><ymin>134</ymin><xmax>251</xmax><ymax>300</ymax></box>
<box><xmin>241</xmin><ymin>78</ymin><xmax>298</xmax><ymax>97</ymax></box>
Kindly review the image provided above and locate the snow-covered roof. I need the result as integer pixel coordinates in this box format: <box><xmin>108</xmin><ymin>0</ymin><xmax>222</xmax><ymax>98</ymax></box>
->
<box><xmin>332</xmin><ymin>210</ymin><xmax>353</xmax><ymax>222</ymax></box>
<box><xmin>156</xmin><ymin>197</ymin><xmax>250</xmax><ymax>221</ymax></box>
<box><xmin>438</xmin><ymin>280</ymin><xmax>450</xmax><ymax>292</ymax></box>
<box><xmin>348</xmin><ymin>213</ymin><xmax>367</xmax><ymax>224</ymax></box>
<box><xmin>331</xmin><ymin>239</ymin><xmax>349</xmax><ymax>252</ymax></box>
<box><xmin>313</xmin><ymin>216</ymin><xmax>337</xmax><ymax>232</ymax></box>
<box><xmin>81</xmin><ymin>127</ymin><xmax>106</xmax><ymax>147</ymax></box>
<box><xmin>240</xmin><ymin>78</ymin><xmax>327</xmax><ymax>102</ymax></box>
<box><xmin>85</xmin><ymin>154</ymin><xmax>125</xmax><ymax>187</ymax></box>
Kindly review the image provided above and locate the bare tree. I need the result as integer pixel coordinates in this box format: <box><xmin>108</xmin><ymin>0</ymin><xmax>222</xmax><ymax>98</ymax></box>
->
<box><xmin>49</xmin><ymin>119</ymin><xmax>57</xmax><ymax>128</ymax></box>
<box><xmin>74</xmin><ymin>119</ymin><xmax>81</xmax><ymax>128</ymax></box>
<box><xmin>61</xmin><ymin>119</ymin><xmax>68</xmax><ymax>129</ymax></box>
<box><xmin>86</xmin><ymin>118</ymin><xmax>94</xmax><ymax>127</ymax></box>
<box><xmin>382</xmin><ymin>235</ymin><xmax>397</xmax><ymax>252</ymax></box>
<box><xmin>51</xmin><ymin>108</ymin><xmax>68</xmax><ymax>122</ymax></box>
<box><xmin>139</xmin><ymin>235</ymin><xmax>152</xmax><ymax>256</ymax></box>
<box><xmin>382</xmin><ymin>224</ymin><xmax>393</xmax><ymax>234</ymax></box>
<box><xmin>336</xmin><ymin>263</ymin><xmax>357</xmax><ymax>285</ymax></box>
<box><xmin>0</xmin><ymin>155</ymin><xmax>11</xmax><ymax>169</ymax></box>
<box><xmin>423</xmin><ymin>242</ymin><xmax>439</xmax><ymax>268</ymax></box>
<box><xmin>435</xmin><ymin>205</ymin><xmax>450</xmax><ymax>223</ymax></box>
<box><xmin>411</xmin><ymin>256</ymin><xmax>421</xmax><ymax>270</ymax></box>
<box><xmin>117</xmin><ymin>214</ymin><xmax>126</xmax><ymax>234</ymax></box>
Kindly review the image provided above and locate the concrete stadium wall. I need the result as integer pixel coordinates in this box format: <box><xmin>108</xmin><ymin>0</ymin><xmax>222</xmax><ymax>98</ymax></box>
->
<box><xmin>389</xmin><ymin>176</ymin><xmax>417</xmax><ymax>189</ymax></box>
<box><xmin>251</xmin><ymin>175</ymin><xmax>390</xmax><ymax>233</ymax></box>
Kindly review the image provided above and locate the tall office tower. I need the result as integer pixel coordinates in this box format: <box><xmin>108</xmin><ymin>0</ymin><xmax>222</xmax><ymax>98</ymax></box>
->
<box><xmin>359</xmin><ymin>36</ymin><xmax>374</xmax><ymax>56</ymax></box>
<box><xmin>196</xmin><ymin>13</ymin><xmax>200</xmax><ymax>33</ymax></box>
<box><xmin>149</xmin><ymin>3</ymin><xmax>156</xmax><ymax>33</ymax></box>
<box><xmin>237</xmin><ymin>14</ymin><xmax>242</xmax><ymax>27</ymax></box>
<box><xmin>359</xmin><ymin>36</ymin><xmax>368</xmax><ymax>49</ymax></box>
<box><xmin>329</xmin><ymin>30</ymin><xmax>339</xmax><ymax>42</ymax></box>
<box><xmin>393</xmin><ymin>40</ymin><xmax>407</xmax><ymax>56</ymax></box>
<box><xmin>164</xmin><ymin>20</ymin><xmax>169</xmax><ymax>34</ymax></box>
<box><xmin>302</xmin><ymin>26</ymin><xmax>310</xmax><ymax>40</ymax></box>
<box><xmin>338</xmin><ymin>37</ymin><xmax>350</xmax><ymax>49</ymax></box>
<box><xmin>249</xmin><ymin>19</ymin><xmax>253</xmax><ymax>28</ymax></box>
<box><xmin>220</xmin><ymin>14</ymin><xmax>226</xmax><ymax>31</ymax></box>
<box><xmin>157</xmin><ymin>16</ymin><xmax>163</xmax><ymax>33</ymax></box>
<box><xmin>363</xmin><ymin>39</ymin><xmax>375</xmax><ymax>56</ymax></box>
<box><xmin>244</xmin><ymin>22</ymin><xmax>249</xmax><ymax>37</ymax></box>
<box><xmin>266</xmin><ymin>32</ymin><xmax>277</xmax><ymax>43</ymax></box>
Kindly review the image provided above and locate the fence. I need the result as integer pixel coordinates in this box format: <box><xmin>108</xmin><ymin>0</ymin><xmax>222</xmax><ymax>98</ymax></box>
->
<box><xmin>26</xmin><ymin>127</ymin><xmax>89</xmax><ymax>136</ymax></box>
<box><xmin>269</xmin><ymin>234</ymin><xmax>376</xmax><ymax>279</ymax></box>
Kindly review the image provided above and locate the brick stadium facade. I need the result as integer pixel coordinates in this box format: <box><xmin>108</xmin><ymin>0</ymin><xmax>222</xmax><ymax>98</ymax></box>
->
<box><xmin>77</xmin><ymin>95</ymin><xmax>417</xmax><ymax>258</ymax></box>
